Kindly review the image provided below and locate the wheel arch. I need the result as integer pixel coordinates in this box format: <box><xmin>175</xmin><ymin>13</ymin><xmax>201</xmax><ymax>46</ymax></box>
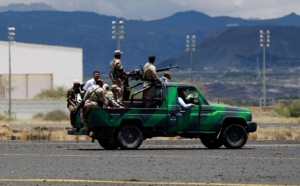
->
<box><xmin>221</xmin><ymin>117</ymin><xmax>247</xmax><ymax>130</ymax></box>
<box><xmin>118</xmin><ymin>118</ymin><xmax>144</xmax><ymax>131</ymax></box>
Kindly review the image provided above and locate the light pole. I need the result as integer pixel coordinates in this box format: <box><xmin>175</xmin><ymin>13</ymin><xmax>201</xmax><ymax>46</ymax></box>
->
<box><xmin>7</xmin><ymin>27</ymin><xmax>15</xmax><ymax>117</ymax></box>
<box><xmin>186</xmin><ymin>35</ymin><xmax>196</xmax><ymax>84</ymax></box>
<box><xmin>259</xmin><ymin>30</ymin><xmax>270</xmax><ymax>107</ymax></box>
<box><xmin>112</xmin><ymin>21</ymin><xmax>124</xmax><ymax>50</ymax></box>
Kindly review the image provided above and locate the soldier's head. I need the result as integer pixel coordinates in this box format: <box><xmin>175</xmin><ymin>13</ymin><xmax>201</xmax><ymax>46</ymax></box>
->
<box><xmin>96</xmin><ymin>78</ymin><xmax>104</xmax><ymax>87</ymax></box>
<box><xmin>149</xmin><ymin>55</ymin><xmax>156</xmax><ymax>63</ymax></box>
<box><xmin>163</xmin><ymin>72</ymin><xmax>171</xmax><ymax>80</ymax></box>
<box><xmin>93</xmin><ymin>71</ymin><xmax>100</xmax><ymax>80</ymax></box>
<box><xmin>73</xmin><ymin>79</ymin><xmax>81</xmax><ymax>89</ymax></box>
<box><xmin>114</xmin><ymin>50</ymin><xmax>122</xmax><ymax>59</ymax></box>
<box><xmin>111</xmin><ymin>85</ymin><xmax>121</xmax><ymax>93</ymax></box>
<box><xmin>103</xmin><ymin>84</ymin><xmax>110</xmax><ymax>91</ymax></box>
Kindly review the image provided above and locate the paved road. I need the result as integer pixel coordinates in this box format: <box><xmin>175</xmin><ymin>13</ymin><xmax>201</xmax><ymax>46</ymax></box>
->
<box><xmin>0</xmin><ymin>140</ymin><xmax>299</xmax><ymax>186</ymax></box>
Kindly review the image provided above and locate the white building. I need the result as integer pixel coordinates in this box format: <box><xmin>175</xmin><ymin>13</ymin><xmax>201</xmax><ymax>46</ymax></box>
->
<box><xmin>0</xmin><ymin>41</ymin><xmax>82</xmax><ymax>99</ymax></box>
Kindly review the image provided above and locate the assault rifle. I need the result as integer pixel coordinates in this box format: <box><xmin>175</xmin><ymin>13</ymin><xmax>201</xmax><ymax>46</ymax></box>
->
<box><xmin>129</xmin><ymin>64</ymin><xmax>179</xmax><ymax>81</ymax></box>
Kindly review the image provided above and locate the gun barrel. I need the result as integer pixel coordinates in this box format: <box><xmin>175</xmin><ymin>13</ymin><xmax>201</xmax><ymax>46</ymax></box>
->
<box><xmin>156</xmin><ymin>65</ymin><xmax>179</xmax><ymax>72</ymax></box>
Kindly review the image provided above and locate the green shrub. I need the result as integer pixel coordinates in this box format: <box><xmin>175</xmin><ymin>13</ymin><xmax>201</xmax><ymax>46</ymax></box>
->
<box><xmin>288</xmin><ymin>102</ymin><xmax>300</xmax><ymax>117</ymax></box>
<box><xmin>275</xmin><ymin>102</ymin><xmax>300</xmax><ymax>118</ymax></box>
<box><xmin>32</xmin><ymin>112</ymin><xmax>45</xmax><ymax>119</ymax></box>
<box><xmin>281</xmin><ymin>107</ymin><xmax>291</xmax><ymax>117</ymax></box>
<box><xmin>0</xmin><ymin>114</ymin><xmax>5</xmax><ymax>121</ymax></box>
<box><xmin>43</xmin><ymin>109</ymin><xmax>68</xmax><ymax>121</ymax></box>
<box><xmin>274</xmin><ymin>103</ymin><xmax>284</xmax><ymax>114</ymax></box>
<box><xmin>35</xmin><ymin>86</ymin><xmax>68</xmax><ymax>99</ymax></box>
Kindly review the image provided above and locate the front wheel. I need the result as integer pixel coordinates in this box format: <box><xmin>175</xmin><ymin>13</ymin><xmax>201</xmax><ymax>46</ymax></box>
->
<box><xmin>222</xmin><ymin>124</ymin><xmax>248</xmax><ymax>149</ymax></box>
<box><xmin>116</xmin><ymin>125</ymin><xmax>143</xmax><ymax>150</ymax></box>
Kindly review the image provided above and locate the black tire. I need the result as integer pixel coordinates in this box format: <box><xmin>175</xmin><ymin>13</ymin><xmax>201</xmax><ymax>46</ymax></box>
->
<box><xmin>200</xmin><ymin>137</ymin><xmax>223</xmax><ymax>149</ymax></box>
<box><xmin>116</xmin><ymin>125</ymin><xmax>143</xmax><ymax>150</ymax></box>
<box><xmin>98</xmin><ymin>138</ymin><xmax>119</xmax><ymax>150</ymax></box>
<box><xmin>222</xmin><ymin>124</ymin><xmax>248</xmax><ymax>149</ymax></box>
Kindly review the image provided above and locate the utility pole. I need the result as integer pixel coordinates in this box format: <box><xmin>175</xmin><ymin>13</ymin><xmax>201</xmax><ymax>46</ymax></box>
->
<box><xmin>259</xmin><ymin>30</ymin><xmax>270</xmax><ymax>107</ymax></box>
<box><xmin>7</xmin><ymin>27</ymin><xmax>15</xmax><ymax>117</ymax></box>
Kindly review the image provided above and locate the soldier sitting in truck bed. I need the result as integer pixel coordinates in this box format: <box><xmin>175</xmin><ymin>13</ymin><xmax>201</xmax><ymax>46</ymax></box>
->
<box><xmin>106</xmin><ymin>85</ymin><xmax>126</xmax><ymax>109</ymax></box>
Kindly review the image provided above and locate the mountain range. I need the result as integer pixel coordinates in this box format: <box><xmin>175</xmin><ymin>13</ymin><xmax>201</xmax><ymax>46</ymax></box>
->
<box><xmin>0</xmin><ymin>3</ymin><xmax>300</xmax><ymax>76</ymax></box>
<box><xmin>0</xmin><ymin>3</ymin><xmax>299</xmax><ymax>102</ymax></box>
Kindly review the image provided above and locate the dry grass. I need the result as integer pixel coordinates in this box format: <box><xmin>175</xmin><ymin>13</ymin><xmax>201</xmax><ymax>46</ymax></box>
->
<box><xmin>249</xmin><ymin>106</ymin><xmax>300</xmax><ymax>124</ymax></box>
<box><xmin>249</xmin><ymin>127</ymin><xmax>300</xmax><ymax>140</ymax></box>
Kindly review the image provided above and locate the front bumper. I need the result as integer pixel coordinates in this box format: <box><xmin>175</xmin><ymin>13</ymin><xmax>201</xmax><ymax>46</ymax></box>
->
<box><xmin>246</xmin><ymin>121</ymin><xmax>257</xmax><ymax>132</ymax></box>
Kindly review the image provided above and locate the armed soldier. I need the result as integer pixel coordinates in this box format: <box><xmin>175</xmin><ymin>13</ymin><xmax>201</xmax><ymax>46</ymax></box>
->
<box><xmin>109</xmin><ymin>50</ymin><xmax>130</xmax><ymax>102</ymax></box>
<box><xmin>143</xmin><ymin>55</ymin><xmax>161</xmax><ymax>108</ymax></box>
<box><xmin>80</xmin><ymin>78</ymin><xmax>106</xmax><ymax>132</ymax></box>
<box><xmin>67</xmin><ymin>79</ymin><xmax>82</xmax><ymax>128</ymax></box>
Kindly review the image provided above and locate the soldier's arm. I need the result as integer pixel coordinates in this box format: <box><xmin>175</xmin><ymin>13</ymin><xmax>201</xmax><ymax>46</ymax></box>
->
<box><xmin>151</xmin><ymin>66</ymin><xmax>161</xmax><ymax>83</ymax></box>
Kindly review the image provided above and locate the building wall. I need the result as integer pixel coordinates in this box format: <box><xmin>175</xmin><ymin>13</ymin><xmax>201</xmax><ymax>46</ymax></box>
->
<box><xmin>0</xmin><ymin>74</ymin><xmax>53</xmax><ymax>99</ymax></box>
<box><xmin>0</xmin><ymin>41</ymin><xmax>82</xmax><ymax>99</ymax></box>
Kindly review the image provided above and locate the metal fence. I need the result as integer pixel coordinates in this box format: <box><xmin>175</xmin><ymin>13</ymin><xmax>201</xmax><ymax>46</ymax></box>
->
<box><xmin>0</xmin><ymin>99</ymin><xmax>67</xmax><ymax>119</ymax></box>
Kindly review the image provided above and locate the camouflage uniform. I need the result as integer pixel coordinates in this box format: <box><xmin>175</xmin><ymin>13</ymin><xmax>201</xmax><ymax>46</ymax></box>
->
<box><xmin>81</xmin><ymin>84</ymin><xmax>105</xmax><ymax>129</ymax></box>
<box><xmin>105</xmin><ymin>90</ymin><xmax>122</xmax><ymax>108</ymax></box>
<box><xmin>67</xmin><ymin>87</ymin><xmax>80</xmax><ymax>127</ymax></box>
<box><xmin>110</xmin><ymin>58</ymin><xmax>125</xmax><ymax>102</ymax></box>
<box><xmin>143</xmin><ymin>62</ymin><xmax>159</xmax><ymax>108</ymax></box>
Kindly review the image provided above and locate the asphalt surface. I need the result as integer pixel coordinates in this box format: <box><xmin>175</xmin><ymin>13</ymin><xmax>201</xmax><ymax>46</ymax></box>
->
<box><xmin>0</xmin><ymin>140</ymin><xmax>299</xmax><ymax>186</ymax></box>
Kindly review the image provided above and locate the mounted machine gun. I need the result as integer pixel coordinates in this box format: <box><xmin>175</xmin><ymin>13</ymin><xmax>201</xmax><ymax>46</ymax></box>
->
<box><xmin>123</xmin><ymin>64</ymin><xmax>179</xmax><ymax>100</ymax></box>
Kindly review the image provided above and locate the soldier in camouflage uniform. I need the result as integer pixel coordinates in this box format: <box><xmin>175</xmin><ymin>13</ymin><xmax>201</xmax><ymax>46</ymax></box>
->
<box><xmin>67</xmin><ymin>79</ymin><xmax>81</xmax><ymax>127</ymax></box>
<box><xmin>80</xmin><ymin>79</ymin><xmax>106</xmax><ymax>132</ymax></box>
<box><xmin>109</xmin><ymin>50</ymin><xmax>130</xmax><ymax>103</ymax></box>
<box><xmin>105</xmin><ymin>85</ymin><xmax>125</xmax><ymax>109</ymax></box>
<box><xmin>143</xmin><ymin>55</ymin><xmax>161</xmax><ymax>108</ymax></box>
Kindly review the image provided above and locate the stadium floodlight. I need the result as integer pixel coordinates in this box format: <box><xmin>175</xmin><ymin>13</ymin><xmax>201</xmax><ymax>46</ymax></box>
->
<box><xmin>259</xmin><ymin>30</ymin><xmax>270</xmax><ymax>107</ymax></box>
<box><xmin>7</xmin><ymin>27</ymin><xmax>15</xmax><ymax>117</ymax></box>
<box><xmin>186</xmin><ymin>35</ymin><xmax>196</xmax><ymax>84</ymax></box>
<box><xmin>112</xmin><ymin>21</ymin><xmax>125</xmax><ymax>50</ymax></box>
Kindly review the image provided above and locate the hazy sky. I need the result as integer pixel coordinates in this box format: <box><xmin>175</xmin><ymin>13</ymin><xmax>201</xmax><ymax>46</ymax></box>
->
<box><xmin>1</xmin><ymin>0</ymin><xmax>299</xmax><ymax>20</ymax></box>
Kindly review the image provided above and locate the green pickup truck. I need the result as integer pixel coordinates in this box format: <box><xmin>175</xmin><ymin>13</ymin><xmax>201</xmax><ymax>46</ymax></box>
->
<box><xmin>68</xmin><ymin>82</ymin><xmax>257</xmax><ymax>150</ymax></box>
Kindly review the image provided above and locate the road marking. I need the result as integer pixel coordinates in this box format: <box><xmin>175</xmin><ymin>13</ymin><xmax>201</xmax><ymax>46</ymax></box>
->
<box><xmin>1</xmin><ymin>153</ymin><xmax>300</xmax><ymax>160</ymax></box>
<box><xmin>0</xmin><ymin>179</ymin><xmax>298</xmax><ymax>186</ymax></box>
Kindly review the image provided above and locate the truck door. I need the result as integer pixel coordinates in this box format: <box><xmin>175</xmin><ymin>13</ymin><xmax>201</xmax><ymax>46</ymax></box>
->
<box><xmin>166</xmin><ymin>86</ymin><xmax>200</xmax><ymax>133</ymax></box>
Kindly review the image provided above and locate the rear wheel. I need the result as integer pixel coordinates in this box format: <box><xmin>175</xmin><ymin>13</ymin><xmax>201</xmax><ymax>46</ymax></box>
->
<box><xmin>116</xmin><ymin>125</ymin><xmax>143</xmax><ymax>150</ymax></box>
<box><xmin>98</xmin><ymin>138</ymin><xmax>119</xmax><ymax>150</ymax></box>
<box><xmin>200</xmin><ymin>137</ymin><xmax>223</xmax><ymax>149</ymax></box>
<box><xmin>222</xmin><ymin>124</ymin><xmax>247</xmax><ymax>149</ymax></box>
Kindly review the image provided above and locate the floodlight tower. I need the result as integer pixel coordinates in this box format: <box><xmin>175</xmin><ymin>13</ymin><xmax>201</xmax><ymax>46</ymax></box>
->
<box><xmin>259</xmin><ymin>30</ymin><xmax>270</xmax><ymax>107</ymax></box>
<box><xmin>186</xmin><ymin>35</ymin><xmax>196</xmax><ymax>84</ymax></box>
<box><xmin>112</xmin><ymin>21</ymin><xmax>124</xmax><ymax>50</ymax></box>
<box><xmin>7</xmin><ymin>27</ymin><xmax>15</xmax><ymax>117</ymax></box>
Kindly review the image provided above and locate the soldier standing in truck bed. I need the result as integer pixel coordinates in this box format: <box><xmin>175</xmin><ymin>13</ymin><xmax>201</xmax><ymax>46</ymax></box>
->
<box><xmin>109</xmin><ymin>50</ymin><xmax>130</xmax><ymax>103</ymax></box>
<box><xmin>143</xmin><ymin>55</ymin><xmax>161</xmax><ymax>108</ymax></box>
